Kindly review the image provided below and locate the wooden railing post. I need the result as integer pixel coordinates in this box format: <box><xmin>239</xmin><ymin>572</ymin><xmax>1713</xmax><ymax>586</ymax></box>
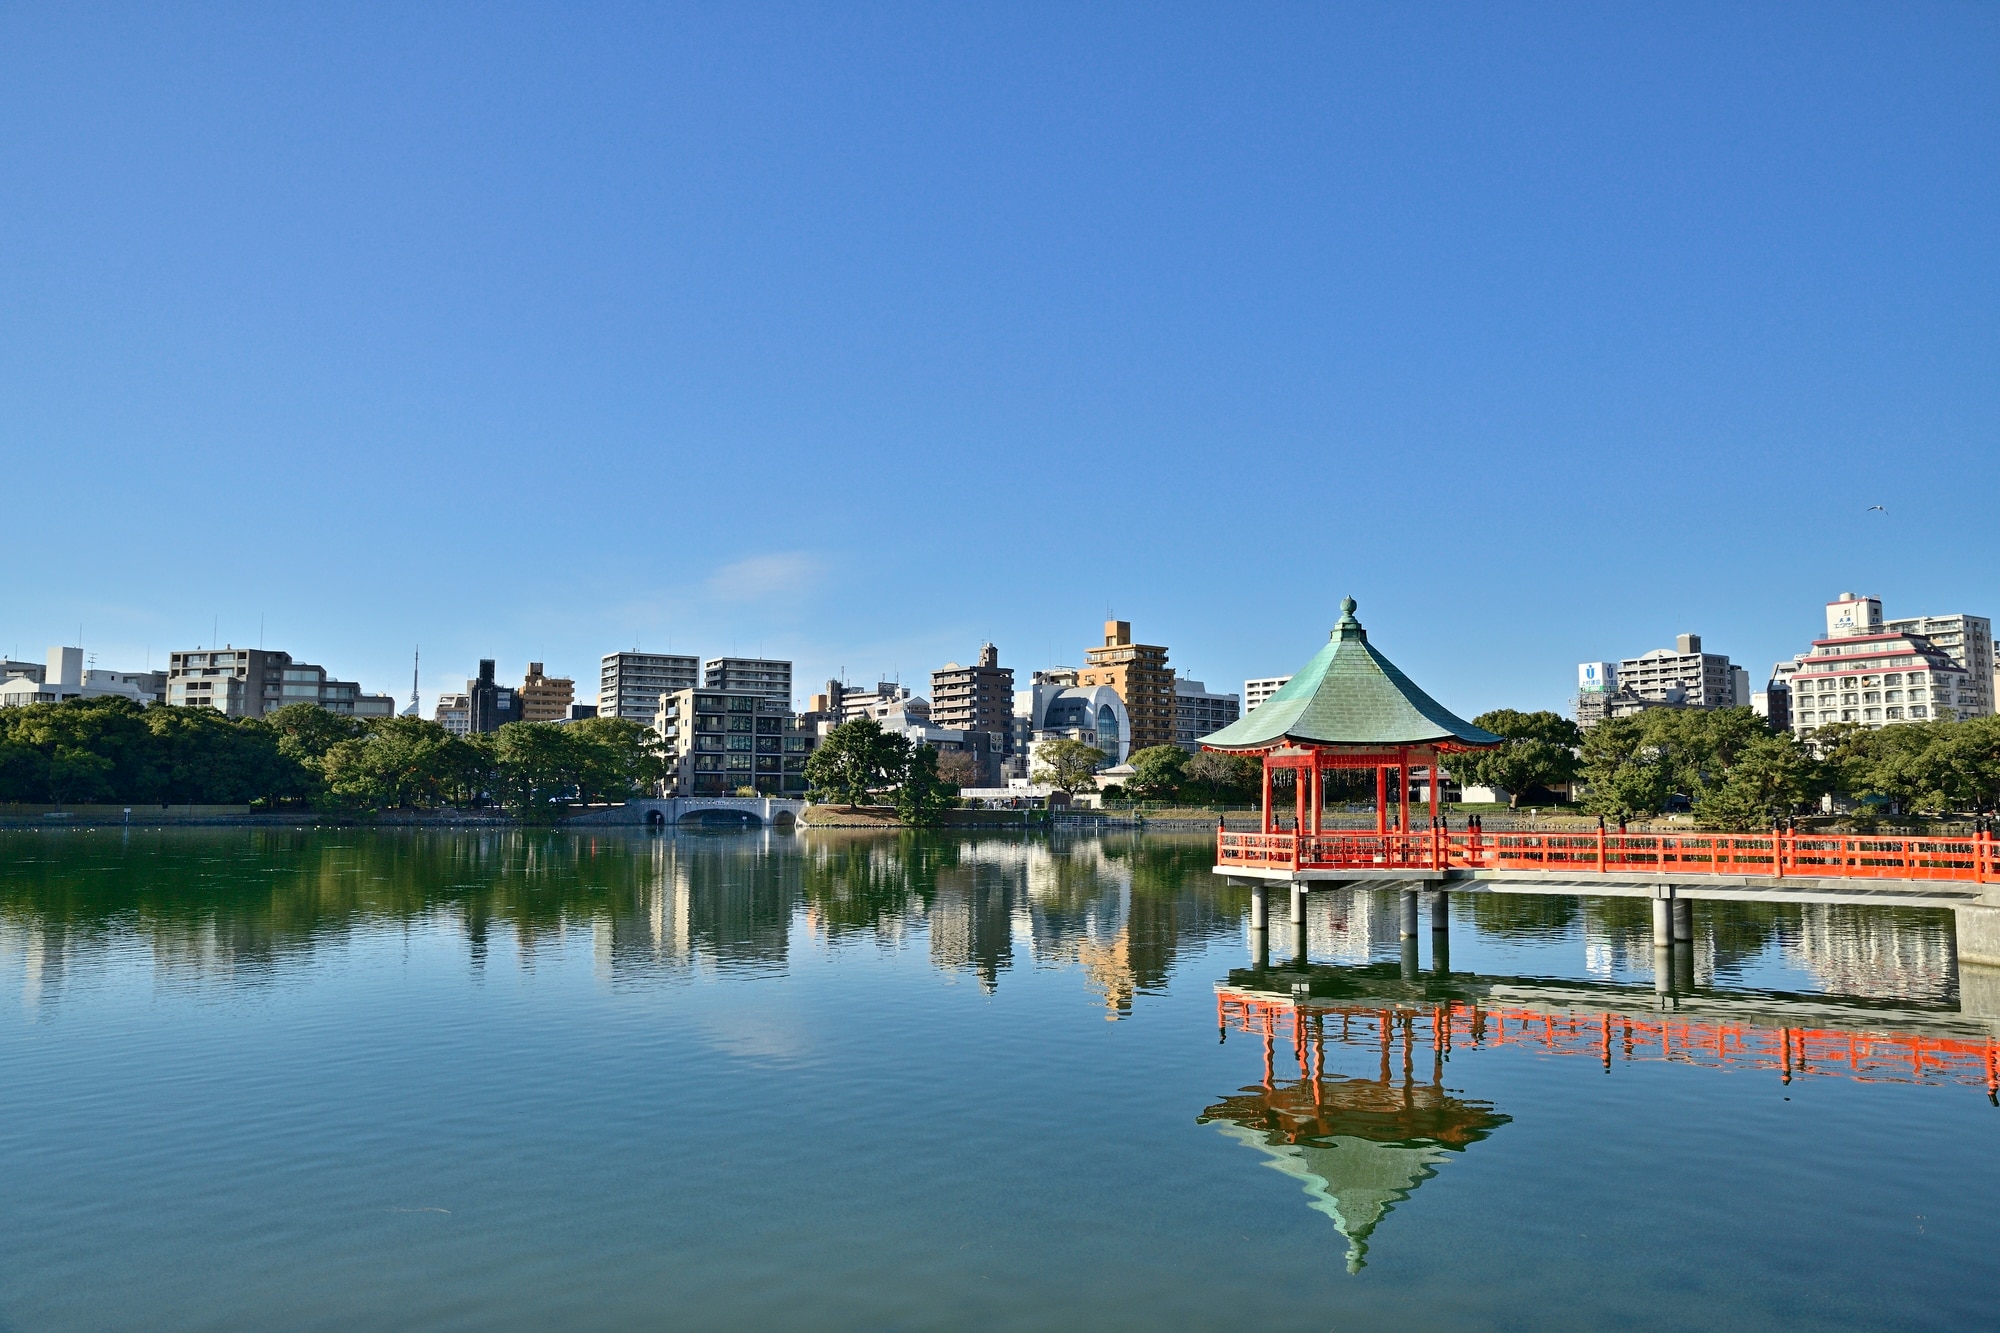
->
<box><xmin>1597</xmin><ymin>816</ymin><xmax>1607</xmax><ymax>874</ymax></box>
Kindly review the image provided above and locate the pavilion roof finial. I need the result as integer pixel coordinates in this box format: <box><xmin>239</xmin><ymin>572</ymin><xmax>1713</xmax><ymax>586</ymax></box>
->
<box><xmin>1334</xmin><ymin>596</ymin><xmax>1364</xmax><ymax>642</ymax></box>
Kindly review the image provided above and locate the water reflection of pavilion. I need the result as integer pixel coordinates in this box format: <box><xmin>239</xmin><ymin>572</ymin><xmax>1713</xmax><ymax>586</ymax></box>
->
<box><xmin>1207</xmin><ymin>957</ymin><xmax>2000</xmax><ymax>1271</ymax></box>
<box><xmin>1199</xmin><ymin>1036</ymin><xmax>1507</xmax><ymax>1272</ymax></box>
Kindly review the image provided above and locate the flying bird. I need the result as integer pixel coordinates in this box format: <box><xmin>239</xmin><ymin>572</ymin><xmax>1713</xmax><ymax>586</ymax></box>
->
<box><xmin>1866</xmin><ymin>505</ymin><xmax>1886</xmax><ymax>512</ymax></box>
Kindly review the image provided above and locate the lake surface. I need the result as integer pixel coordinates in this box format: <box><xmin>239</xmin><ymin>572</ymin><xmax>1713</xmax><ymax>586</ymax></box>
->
<box><xmin>1</xmin><ymin>827</ymin><xmax>1995</xmax><ymax>1331</ymax></box>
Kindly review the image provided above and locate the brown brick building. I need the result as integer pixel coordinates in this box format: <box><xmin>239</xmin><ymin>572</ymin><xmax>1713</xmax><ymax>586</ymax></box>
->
<box><xmin>1080</xmin><ymin>621</ymin><xmax>1174</xmax><ymax>753</ymax></box>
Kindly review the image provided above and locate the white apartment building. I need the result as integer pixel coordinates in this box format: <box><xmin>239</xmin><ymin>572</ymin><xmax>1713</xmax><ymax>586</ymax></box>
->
<box><xmin>1616</xmin><ymin>634</ymin><xmax>1741</xmax><ymax>708</ymax></box>
<box><xmin>433</xmin><ymin>693</ymin><xmax>470</xmax><ymax>736</ymax></box>
<box><xmin>1789</xmin><ymin>593</ymin><xmax>1980</xmax><ymax>738</ymax></box>
<box><xmin>703</xmin><ymin>657</ymin><xmax>792</xmax><ymax>705</ymax></box>
<box><xmin>1174</xmin><ymin>677</ymin><xmax>1240</xmax><ymax>752</ymax></box>
<box><xmin>0</xmin><ymin>646</ymin><xmax>167</xmax><ymax>708</ymax></box>
<box><xmin>1882</xmin><ymin>612</ymin><xmax>1993</xmax><ymax>716</ymax></box>
<box><xmin>599</xmin><ymin>652</ymin><xmax>699</xmax><ymax>725</ymax></box>
<box><xmin>1244</xmin><ymin>676</ymin><xmax>1292</xmax><ymax>713</ymax></box>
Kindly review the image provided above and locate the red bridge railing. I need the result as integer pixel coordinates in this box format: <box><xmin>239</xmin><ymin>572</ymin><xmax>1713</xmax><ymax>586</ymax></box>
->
<box><xmin>1216</xmin><ymin>827</ymin><xmax>2000</xmax><ymax>885</ymax></box>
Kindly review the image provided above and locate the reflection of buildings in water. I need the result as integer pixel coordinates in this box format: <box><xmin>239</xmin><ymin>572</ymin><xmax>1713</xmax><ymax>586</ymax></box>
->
<box><xmin>928</xmin><ymin>866</ymin><xmax>1016</xmax><ymax>994</ymax></box>
<box><xmin>1785</xmin><ymin>904</ymin><xmax>1956</xmax><ymax>1002</ymax></box>
<box><xmin>1298</xmin><ymin>889</ymin><xmax>1404</xmax><ymax>965</ymax></box>
<box><xmin>591</xmin><ymin>836</ymin><xmax>797</xmax><ymax>984</ymax></box>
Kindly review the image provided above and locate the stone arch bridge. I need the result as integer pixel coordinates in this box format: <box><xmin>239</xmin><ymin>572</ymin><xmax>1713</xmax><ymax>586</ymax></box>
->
<box><xmin>565</xmin><ymin>797</ymin><xmax>805</xmax><ymax>828</ymax></box>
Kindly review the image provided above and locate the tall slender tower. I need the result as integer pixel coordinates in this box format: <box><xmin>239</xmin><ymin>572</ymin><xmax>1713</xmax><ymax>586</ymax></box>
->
<box><xmin>402</xmin><ymin>647</ymin><xmax>421</xmax><ymax>717</ymax></box>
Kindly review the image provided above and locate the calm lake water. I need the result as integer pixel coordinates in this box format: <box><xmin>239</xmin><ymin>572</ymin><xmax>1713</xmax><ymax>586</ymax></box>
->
<box><xmin>1</xmin><ymin>827</ymin><xmax>1994</xmax><ymax>1331</ymax></box>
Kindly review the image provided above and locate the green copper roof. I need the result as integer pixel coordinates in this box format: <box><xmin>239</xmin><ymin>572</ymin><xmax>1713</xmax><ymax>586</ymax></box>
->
<box><xmin>1200</xmin><ymin>598</ymin><xmax>1502</xmax><ymax>751</ymax></box>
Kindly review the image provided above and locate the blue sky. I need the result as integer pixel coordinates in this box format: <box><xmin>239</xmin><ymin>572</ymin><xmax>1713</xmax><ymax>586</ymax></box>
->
<box><xmin>3</xmin><ymin>4</ymin><xmax>1995</xmax><ymax>716</ymax></box>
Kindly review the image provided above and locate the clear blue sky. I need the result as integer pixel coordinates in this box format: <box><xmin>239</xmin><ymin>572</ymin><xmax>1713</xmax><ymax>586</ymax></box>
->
<box><xmin>4</xmin><ymin>4</ymin><xmax>1995</xmax><ymax>717</ymax></box>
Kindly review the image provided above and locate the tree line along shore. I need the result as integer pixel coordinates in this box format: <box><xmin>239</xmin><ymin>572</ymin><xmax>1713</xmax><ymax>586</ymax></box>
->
<box><xmin>3</xmin><ymin>697</ymin><xmax>1998</xmax><ymax>831</ymax></box>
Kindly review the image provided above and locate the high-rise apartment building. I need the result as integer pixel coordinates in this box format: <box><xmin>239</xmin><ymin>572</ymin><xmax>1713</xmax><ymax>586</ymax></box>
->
<box><xmin>1244</xmin><ymin>676</ymin><xmax>1292</xmax><ymax>713</ymax></box>
<box><xmin>1174</xmin><ymin>678</ymin><xmax>1240</xmax><ymax>752</ymax></box>
<box><xmin>599</xmin><ymin>652</ymin><xmax>699</xmax><ymax>725</ymax></box>
<box><xmin>703</xmin><ymin>657</ymin><xmax>792</xmax><ymax>705</ymax></box>
<box><xmin>466</xmin><ymin>660</ymin><xmax>523</xmax><ymax>733</ymax></box>
<box><xmin>931</xmin><ymin>644</ymin><xmax>1014</xmax><ymax>744</ymax></box>
<box><xmin>1882</xmin><ymin>612</ymin><xmax>1993</xmax><ymax>716</ymax></box>
<box><xmin>653</xmin><ymin>687</ymin><xmax>814</xmax><ymax>797</ymax></box>
<box><xmin>166</xmin><ymin>647</ymin><xmax>393</xmax><ymax>719</ymax></box>
<box><xmin>1080</xmin><ymin>621</ymin><xmax>1174</xmax><ymax>753</ymax></box>
<box><xmin>520</xmin><ymin>662</ymin><xmax>575</xmax><ymax>722</ymax></box>
<box><xmin>1789</xmin><ymin>593</ymin><xmax>1984</xmax><ymax>737</ymax></box>
<box><xmin>1616</xmin><ymin>634</ymin><xmax>1741</xmax><ymax>709</ymax></box>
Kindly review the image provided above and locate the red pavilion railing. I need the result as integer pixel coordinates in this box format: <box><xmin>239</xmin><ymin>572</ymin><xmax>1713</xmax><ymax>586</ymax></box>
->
<box><xmin>1215</xmin><ymin>827</ymin><xmax>1999</xmax><ymax>885</ymax></box>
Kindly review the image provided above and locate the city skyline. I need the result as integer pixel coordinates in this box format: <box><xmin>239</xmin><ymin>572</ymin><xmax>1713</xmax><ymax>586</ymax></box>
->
<box><xmin>3</xmin><ymin>6</ymin><xmax>1994</xmax><ymax>720</ymax></box>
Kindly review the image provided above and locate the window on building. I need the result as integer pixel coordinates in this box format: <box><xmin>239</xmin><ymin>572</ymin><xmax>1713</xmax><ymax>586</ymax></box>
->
<box><xmin>1912</xmin><ymin>706</ymin><xmax>1928</xmax><ymax>718</ymax></box>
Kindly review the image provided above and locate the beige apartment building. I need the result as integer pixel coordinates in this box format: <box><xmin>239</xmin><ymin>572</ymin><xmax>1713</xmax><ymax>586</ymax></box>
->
<box><xmin>520</xmin><ymin>662</ymin><xmax>575</xmax><ymax>722</ymax></box>
<box><xmin>1080</xmin><ymin>621</ymin><xmax>1174</xmax><ymax>754</ymax></box>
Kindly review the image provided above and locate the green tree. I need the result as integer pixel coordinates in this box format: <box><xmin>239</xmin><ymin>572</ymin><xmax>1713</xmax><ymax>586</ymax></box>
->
<box><xmin>262</xmin><ymin>702</ymin><xmax>367</xmax><ymax>768</ymax></box>
<box><xmin>1126</xmin><ymin>745</ymin><xmax>1189</xmax><ymax>801</ymax></box>
<box><xmin>1033</xmin><ymin>738</ymin><xmax>1108</xmax><ymax>795</ymax></box>
<box><xmin>1181</xmin><ymin>750</ymin><xmax>1260</xmax><ymax>805</ymax></box>
<box><xmin>320</xmin><ymin>717</ymin><xmax>487</xmax><ymax>812</ymax></box>
<box><xmin>1577</xmin><ymin>716</ymin><xmax>1669</xmax><ymax>819</ymax></box>
<box><xmin>934</xmin><ymin>749</ymin><xmax>982</xmax><ymax>789</ymax></box>
<box><xmin>895</xmin><ymin>744</ymin><xmax>954</xmax><ymax>826</ymax></box>
<box><xmin>803</xmin><ymin>719</ymin><xmax>907</xmax><ymax>808</ymax></box>
<box><xmin>1452</xmin><ymin>709</ymin><xmax>1582</xmax><ymax>807</ymax></box>
<box><xmin>563</xmin><ymin>716</ymin><xmax>665</xmax><ymax>803</ymax></box>
<box><xmin>1692</xmin><ymin>730</ymin><xmax>1819</xmax><ymax>830</ymax></box>
<box><xmin>489</xmin><ymin>722</ymin><xmax>587</xmax><ymax>819</ymax></box>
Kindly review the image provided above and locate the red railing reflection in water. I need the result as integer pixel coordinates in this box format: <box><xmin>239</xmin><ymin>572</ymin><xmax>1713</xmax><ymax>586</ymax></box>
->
<box><xmin>1215</xmin><ymin>827</ymin><xmax>2000</xmax><ymax>884</ymax></box>
<box><xmin>1215</xmin><ymin>992</ymin><xmax>2000</xmax><ymax>1100</ymax></box>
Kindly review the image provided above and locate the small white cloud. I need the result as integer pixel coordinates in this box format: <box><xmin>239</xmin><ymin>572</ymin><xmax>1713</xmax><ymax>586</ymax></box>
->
<box><xmin>706</xmin><ymin>552</ymin><xmax>822</xmax><ymax>602</ymax></box>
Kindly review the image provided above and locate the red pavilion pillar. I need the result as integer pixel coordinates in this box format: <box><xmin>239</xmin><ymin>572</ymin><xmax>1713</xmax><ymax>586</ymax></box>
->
<box><xmin>1375</xmin><ymin>764</ymin><xmax>1388</xmax><ymax>836</ymax></box>
<box><xmin>1261</xmin><ymin>760</ymin><xmax>1273</xmax><ymax>835</ymax></box>
<box><xmin>1397</xmin><ymin>747</ymin><xmax>1410</xmax><ymax>836</ymax></box>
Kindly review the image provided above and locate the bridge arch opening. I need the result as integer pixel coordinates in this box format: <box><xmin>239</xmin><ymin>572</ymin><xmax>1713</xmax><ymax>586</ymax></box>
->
<box><xmin>678</xmin><ymin>808</ymin><xmax>764</xmax><ymax>828</ymax></box>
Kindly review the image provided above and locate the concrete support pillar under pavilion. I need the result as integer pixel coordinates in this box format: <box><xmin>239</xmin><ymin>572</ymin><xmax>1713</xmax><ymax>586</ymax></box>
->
<box><xmin>1400</xmin><ymin>888</ymin><xmax>1420</xmax><ymax>938</ymax></box>
<box><xmin>1290</xmin><ymin>880</ymin><xmax>1306</xmax><ymax>924</ymax></box>
<box><xmin>1250</xmin><ymin>883</ymin><xmax>1268</xmax><ymax>931</ymax></box>
<box><xmin>1673</xmin><ymin>899</ymin><xmax>1694</xmax><ymax>944</ymax></box>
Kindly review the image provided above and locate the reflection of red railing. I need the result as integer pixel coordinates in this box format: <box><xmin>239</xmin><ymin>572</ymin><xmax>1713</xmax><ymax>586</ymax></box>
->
<box><xmin>1215</xmin><ymin>992</ymin><xmax>2000</xmax><ymax>1098</ymax></box>
<box><xmin>1215</xmin><ymin>827</ymin><xmax>2000</xmax><ymax>884</ymax></box>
